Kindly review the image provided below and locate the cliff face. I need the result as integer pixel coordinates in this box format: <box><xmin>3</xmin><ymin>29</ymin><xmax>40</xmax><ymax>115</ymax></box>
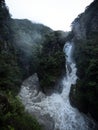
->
<box><xmin>72</xmin><ymin>0</ymin><xmax>98</xmax><ymax>40</ymax></box>
<box><xmin>69</xmin><ymin>0</ymin><xmax>98</xmax><ymax>121</ymax></box>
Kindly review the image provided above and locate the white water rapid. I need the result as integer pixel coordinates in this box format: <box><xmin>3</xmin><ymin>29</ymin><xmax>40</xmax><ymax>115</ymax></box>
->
<box><xmin>19</xmin><ymin>42</ymin><xmax>96</xmax><ymax>130</ymax></box>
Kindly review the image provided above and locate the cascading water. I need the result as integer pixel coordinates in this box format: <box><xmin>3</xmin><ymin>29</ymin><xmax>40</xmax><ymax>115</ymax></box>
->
<box><xmin>19</xmin><ymin>42</ymin><xmax>96</xmax><ymax>130</ymax></box>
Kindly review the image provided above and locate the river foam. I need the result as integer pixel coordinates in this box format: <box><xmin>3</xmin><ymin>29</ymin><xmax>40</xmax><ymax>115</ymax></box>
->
<box><xmin>19</xmin><ymin>42</ymin><xmax>96</xmax><ymax>130</ymax></box>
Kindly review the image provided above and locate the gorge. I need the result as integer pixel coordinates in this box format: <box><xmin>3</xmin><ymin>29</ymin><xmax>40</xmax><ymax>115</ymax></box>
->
<box><xmin>19</xmin><ymin>42</ymin><xmax>96</xmax><ymax>130</ymax></box>
<box><xmin>0</xmin><ymin>0</ymin><xmax>98</xmax><ymax>130</ymax></box>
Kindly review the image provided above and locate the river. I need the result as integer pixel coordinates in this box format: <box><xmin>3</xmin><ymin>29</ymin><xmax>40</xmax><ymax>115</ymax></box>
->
<box><xmin>19</xmin><ymin>42</ymin><xmax>96</xmax><ymax>130</ymax></box>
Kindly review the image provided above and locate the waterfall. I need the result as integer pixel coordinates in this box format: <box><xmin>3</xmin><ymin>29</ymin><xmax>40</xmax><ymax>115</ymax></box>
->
<box><xmin>19</xmin><ymin>42</ymin><xmax>96</xmax><ymax>130</ymax></box>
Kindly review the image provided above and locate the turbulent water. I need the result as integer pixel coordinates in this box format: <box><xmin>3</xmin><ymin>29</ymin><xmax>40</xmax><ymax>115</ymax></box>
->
<box><xmin>19</xmin><ymin>42</ymin><xmax>96</xmax><ymax>130</ymax></box>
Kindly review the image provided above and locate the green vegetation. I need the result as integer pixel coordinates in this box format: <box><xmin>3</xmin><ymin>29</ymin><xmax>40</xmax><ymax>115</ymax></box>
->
<box><xmin>70</xmin><ymin>35</ymin><xmax>98</xmax><ymax>121</ymax></box>
<box><xmin>0</xmin><ymin>0</ymin><xmax>66</xmax><ymax>128</ymax></box>
<box><xmin>9</xmin><ymin>18</ymin><xmax>53</xmax><ymax>78</ymax></box>
<box><xmin>0</xmin><ymin>92</ymin><xmax>42</xmax><ymax>130</ymax></box>
<box><xmin>37</xmin><ymin>31</ymin><xmax>66</xmax><ymax>92</ymax></box>
<box><xmin>0</xmin><ymin>40</ymin><xmax>22</xmax><ymax>94</ymax></box>
<box><xmin>0</xmin><ymin>0</ymin><xmax>42</xmax><ymax>129</ymax></box>
<box><xmin>69</xmin><ymin>0</ymin><xmax>98</xmax><ymax>121</ymax></box>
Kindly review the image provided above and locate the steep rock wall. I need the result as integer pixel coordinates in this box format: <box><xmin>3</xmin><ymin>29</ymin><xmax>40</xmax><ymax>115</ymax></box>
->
<box><xmin>69</xmin><ymin>0</ymin><xmax>98</xmax><ymax>121</ymax></box>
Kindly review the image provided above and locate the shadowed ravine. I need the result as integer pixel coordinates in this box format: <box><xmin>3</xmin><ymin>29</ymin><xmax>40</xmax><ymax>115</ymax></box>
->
<box><xmin>19</xmin><ymin>42</ymin><xmax>96</xmax><ymax>130</ymax></box>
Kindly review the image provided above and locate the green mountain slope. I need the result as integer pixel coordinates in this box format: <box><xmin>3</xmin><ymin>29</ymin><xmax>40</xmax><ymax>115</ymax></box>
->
<box><xmin>69</xmin><ymin>0</ymin><xmax>98</xmax><ymax>121</ymax></box>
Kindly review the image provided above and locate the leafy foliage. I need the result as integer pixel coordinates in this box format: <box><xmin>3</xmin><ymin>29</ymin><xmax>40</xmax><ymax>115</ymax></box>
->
<box><xmin>0</xmin><ymin>92</ymin><xmax>42</xmax><ymax>130</ymax></box>
<box><xmin>37</xmin><ymin>31</ymin><xmax>66</xmax><ymax>92</ymax></box>
<box><xmin>0</xmin><ymin>1</ymin><xmax>42</xmax><ymax>129</ymax></box>
<box><xmin>0</xmin><ymin>40</ymin><xmax>22</xmax><ymax>94</ymax></box>
<box><xmin>70</xmin><ymin>36</ymin><xmax>98</xmax><ymax>120</ymax></box>
<box><xmin>0</xmin><ymin>33</ymin><xmax>42</xmax><ymax>130</ymax></box>
<box><xmin>69</xmin><ymin>0</ymin><xmax>98</xmax><ymax>121</ymax></box>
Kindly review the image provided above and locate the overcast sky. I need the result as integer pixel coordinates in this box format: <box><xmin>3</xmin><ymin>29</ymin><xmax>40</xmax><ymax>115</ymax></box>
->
<box><xmin>5</xmin><ymin>0</ymin><xmax>93</xmax><ymax>31</ymax></box>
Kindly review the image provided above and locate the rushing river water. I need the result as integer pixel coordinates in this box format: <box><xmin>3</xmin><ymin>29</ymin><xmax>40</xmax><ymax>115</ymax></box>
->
<box><xmin>19</xmin><ymin>42</ymin><xmax>96</xmax><ymax>130</ymax></box>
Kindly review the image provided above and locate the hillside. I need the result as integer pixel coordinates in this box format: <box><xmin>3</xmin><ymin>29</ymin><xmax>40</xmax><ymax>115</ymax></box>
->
<box><xmin>69</xmin><ymin>0</ymin><xmax>98</xmax><ymax>121</ymax></box>
<box><xmin>0</xmin><ymin>0</ymin><xmax>67</xmax><ymax>129</ymax></box>
<box><xmin>1</xmin><ymin>0</ymin><xmax>98</xmax><ymax>129</ymax></box>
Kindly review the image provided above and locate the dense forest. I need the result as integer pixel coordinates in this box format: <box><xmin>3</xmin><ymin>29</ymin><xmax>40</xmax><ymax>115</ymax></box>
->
<box><xmin>70</xmin><ymin>0</ymin><xmax>98</xmax><ymax>121</ymax></box>
<box><xmin>0</xmin><ymin>0</ymin><xmax>66</xmax><ymax>129</ymax></box>
<box><xmin>0</xmin><ymin>0</ymin><xmax>43</xmax><ymax>129</ymax></box>
<box><xmin>0</xmin><ymin>0</ymin><xmax>98</xmax><ymax>129</ymax></box>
